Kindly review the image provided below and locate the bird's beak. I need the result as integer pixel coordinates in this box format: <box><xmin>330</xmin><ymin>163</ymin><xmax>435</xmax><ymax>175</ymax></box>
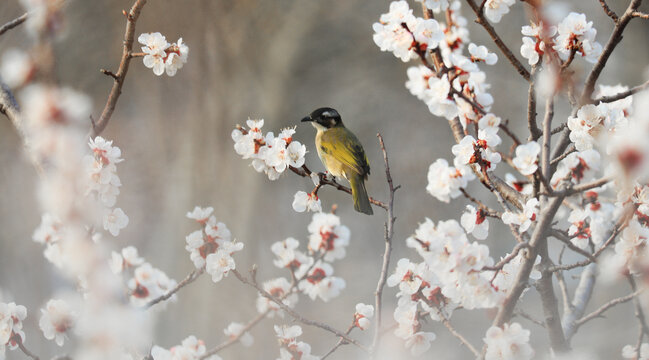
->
<box><xmin>301</xmin><ymin>116</ymin><xmax>313</xmax><ymax>123</ymax></box>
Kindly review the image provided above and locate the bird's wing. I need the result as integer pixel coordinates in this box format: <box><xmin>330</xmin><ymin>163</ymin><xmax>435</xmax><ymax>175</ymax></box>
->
<box><xmin>319</xmin><ymin>127</ymin><xmax>370</xmax><ymax>177</ymax></box>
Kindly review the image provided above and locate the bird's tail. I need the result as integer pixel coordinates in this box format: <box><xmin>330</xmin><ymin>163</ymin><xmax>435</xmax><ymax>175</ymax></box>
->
<box><xmin>350</xmin><ymin>175</ymin><xmax>373</xmax><ymax>215</ymax></box>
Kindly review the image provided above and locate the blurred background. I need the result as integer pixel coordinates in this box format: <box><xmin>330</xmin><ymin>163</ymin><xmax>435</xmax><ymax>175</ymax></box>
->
<box><xmin>1</xmin><ymin>0</ymin><xmax>648</xmax><ymax>358</ymax></box>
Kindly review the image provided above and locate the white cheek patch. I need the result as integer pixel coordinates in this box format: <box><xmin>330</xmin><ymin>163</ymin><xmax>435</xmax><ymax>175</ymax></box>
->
<box><xmin>311</xmin><ymin>122</ymin><xmax>326</xmax><ymax>131</ymax></box>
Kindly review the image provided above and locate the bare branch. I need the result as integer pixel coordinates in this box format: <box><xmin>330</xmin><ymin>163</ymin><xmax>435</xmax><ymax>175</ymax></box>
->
<box><xmin>321</xmin><ymin>325</ymin><xmax>355</xmax><ymax>360</ymax></box>
<box><xmin>371</xmin><ymin>133</ymin><xmax>398</xmax><ymax>354</ymax></box>
<box><xmin>537</xmin><ymin>238</ymin><xmax>570</xmax><ymax>352</ymax></box>
<box><xmin>541</xmin><ymin>97</ymin><xmax>554</xmax><ymax>191</ymax></box>
<box><xmin>288</xmin><ymin>165</ymin><xmax>388</xmax><ymax>210</ymax></box>
<box><xmin>581</xmin><ymin>0</ymin><xmax>644</xmax><ymax>103</ymax></box>
<box><xmin>463</xmin><ymin>0</ymin><xmax>531</xmax><ymax>81</ymax></box>
<box><xmin>492</xmin><ymin>195</ymin><xmax>565</xmax><ymax>327</ymax></box>
<box><xmin>595</xmin><ymin>79</ymin><xmax>649</xmax><ymax>104</ymax></box>
<box><xmin>562</xmin><ymin>263</ymin><xmax>597</xmax><ymax>340</ymax></box>
<box><xmin>549</xmin><ymin>229</ymin><xmax>597</xmax><ymax>262</ymax></box>
<box><xmin>631</xmin><ymin>11</ymin><xmax>649</xmax><ymax>19</ymax></box>
<box><xmin>146</xmin><ymin>268</ymin><xmax>205</xmax><ymax>308</ymax></box>
<box><xmin>232</xmin><ymin>269</ymin><xmax>370</xmax><ymax>353</ymax></box>
<box><xmin>199</xmin><ymin>311</ymin><xmax>268</xmax><ymax>359</ymax></box>
<box><xmin>0</xmin><ymin>12</ymin><xmax>27</xmax><ymax>36</ymax></box>
<box><xmin>598</xmin><ymin>0</ymin><xmax>619</xmax><ymax>22</ymax></box>
<box><xmin>419</xmin><ymin>294</ymin><xmax>480</xmax><ymax>357</ymax></box>
<box><xmin>527</xmin><ymin>65</ymin><xmax>541</xmax><ymax>140</ymax></box>
<box><xmin>12</xmin><ymin>333</ymin><xmax>40</xmax><ymax>360</ymax></box>
<box><xmin>92</xmin><ymin>0</ymin><xmax>148</xmax><ymax>136</ymax></box>
<box><xmin>574</xmin><ymin>288</ymin><xmax>644</xmax><ymax>329</ymax></box>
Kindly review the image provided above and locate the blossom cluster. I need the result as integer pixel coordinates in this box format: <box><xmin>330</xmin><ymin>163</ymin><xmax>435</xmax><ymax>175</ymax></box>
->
<box><xmin>185</xmin><ymin>207</ymin><xmax>243</xmax><ymax>283</ymax></box>
<box><xmin>232</xmin><ymin>119</ymin><xmax>307</xmax><ymax>181</ymax></box>
<box><xmin>274</xmin><ymin>325</ymin><xmax>318</xmax><ymax>360</ymax></box>
<box><xmin>0</xmin><ymin>302</ymin><xmax>27</xmax><ymax>357</ymax></box>
<box><xmin>138</xmin><ymin>32</ymin><xmax>189</xmax><ymax>76</ymax></box>
<box><xmin>484</xmin><ymin>323</ymin><xmax>534</xmax><ymax>360</ymax></box>
<box><xmin>39</xmin><ymin>298</ymin><xmax>77</xmax><ymax>347</ymax></box>
<box><xmin>86</xmin><ymin>137</ymin><xmax>129</xmax><ymax>237</ymax></box>
<box><xmin>151</xmin><ymin>335</ymin><xmax>221</xmax><ymax>360</ymax></box>
<box><xmin>520</xmin><ymin>13</ymin><xmax>602</xmax><ymax>66</ymax></box>
<box><xmin>110</xmin><ymin>246</ymin><xmax>178</xmax><ymax>307</ymax></box>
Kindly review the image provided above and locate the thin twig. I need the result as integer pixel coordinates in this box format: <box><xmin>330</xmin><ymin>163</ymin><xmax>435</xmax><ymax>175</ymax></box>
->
<box><xmin>92</xmin><ymin>0</ymin><xmax>148</xmax><ymax>136</ymax></box>
<box><xmin>514</xmin><ymin>308</ymin><xmax>545</xmax><ymax>328</ymax></box>
<box><xmin>146</xmin><ymin>268</ymin><xmax>205</xmax><ymax>308</ymax></box>
<box><xmin>527</xmin><ymin>65</ymin><xmax>541</xmax><ymax>140</ymax></box>
<box><xmin>12</xmin><ymin>333</ymin><xmax>40</xmax><ymax>360</ymax></box>
<box><xmin>561</xmin><ymin>263</ymin><xmax>598</xmax><ymax>340</ymax></box>
<box><xmin>581</xmin><ymin>0</ymin><xmax>643</xmax><ymax>103</ymax></box>
<box><xmin>598</xmin><ymin>0</ymin><xmax>619</xmax><ymax>22</ymax></box>
<box><xmin>574</xmin><ymin>288</ymin><xmax>644</xmax><ymax>329</ymax></box>
<box><xmin>549</xmin><ymin>229</ymin><xmax>597</xmax><ymax>262</ymax></box>
<box><xmin>232</xmin><ymin>269</ymin><xmax>370</xmax><ymax>353</ymax></box>
<box><xmin>631</xmin><ymin>11</ymin><xmax>649</xmax><ymax>19</ymax></box>
<box><xmin>289</xmin><ymin>165</ymin><xmax>388</xmax><ymax>210</ymax></box>
<box><xmin>0</xmin><ymin>12</ymin><xmax>27</xmax><ymax>36</ymax></box>
<box><xmin>550</xmin><ymin>144</ymin><xmax>575</xmax><ymax>166</ymax></box>
<box><xmin>371</xmin><ymin>134</ymin><xmax>398</xmax><ymax>355</ymax></box>
<box><xmin>419</xmin><ymin>294</ymin><xmax>480</xmax><ymax>357</ymax></box>
<box><xmin>464</xmin><ymin>0</ymin><xmax>531</xmax><ymax>81</ymax></box>
<box><xmin>595</xmin><ymin>80</ymin><xmax>649</xmax><ymax>103</ymax></box>
<box><xmin>321</xmin><ymin>325</ymin><xmax>355</xmax><ymax>360</ymax></box>
<box><xmin>199</xmin><ymin>311</ymin><xmax>268</xmax><ymax>359</ymax></box>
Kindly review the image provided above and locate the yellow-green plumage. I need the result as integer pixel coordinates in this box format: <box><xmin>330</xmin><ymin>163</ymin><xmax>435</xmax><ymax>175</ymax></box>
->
<box><xmin>315</xmin><ymin>126</ymin><xmax>373</xmax><ymax>215</ymax></box>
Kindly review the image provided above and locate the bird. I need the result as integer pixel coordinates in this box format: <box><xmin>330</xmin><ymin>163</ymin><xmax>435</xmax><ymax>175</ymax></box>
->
<box><xmin>301</xmin><ymin>107</ymin><xmax>373</xmax><ymax>215</ymax></box>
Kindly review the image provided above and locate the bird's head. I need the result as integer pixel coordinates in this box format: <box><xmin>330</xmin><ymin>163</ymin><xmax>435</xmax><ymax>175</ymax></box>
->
<box><xmin>301</xmin><ymin>107</ymin><xmax>343</xmax><ymax>130</ymax></box>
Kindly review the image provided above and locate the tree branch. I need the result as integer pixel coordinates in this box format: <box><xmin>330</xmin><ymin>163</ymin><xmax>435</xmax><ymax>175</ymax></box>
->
<box><xmin>573</xmin><ymin>287</ymin><xmax>644</xmax><ymax>330</ymax></box>
<box><xmin>598</xmin><ymin>0</ymin><xmax>619</xmax><ymax>22</ymax></box>
<box><xmin>371</xmin><ymin>133</ymin><xmax>398</xmax><ymax>355</ymax></box>
<box><xmin>0</xmin><ymin>12</ymin><xmax>27</xmax><ymax>36</ymax></box>
<box><xmin>581</xmin><ymin>0</ymin><xmax>644</xmax><ymax>103</ymax></box>
<box><xmin>146</xmin><ymin>268</ymin><xmax>205</xmax><ymax>309</ymax></box>
<box><xmin>91</xmin><ymin>0</ymin><xmax>147</xmax><ymax>136</ymax></box>
<box><xmin>199</xmin><ymin>311</ymin><xmax>268</xmax><ymax>359</ymax></box>
<box><xmin>463</xmin><ymin>0</ymin><xmax>531</xmax><ymax>81</ymax></box>
<box><xmin>231</xmin><ymin>269</ymin><xmax>370</xmax><ymax>353</ymax></box>
<box><xmin>288</xmin><ymin>165</ymin><xmax>388</xmax><ymax>210</ymax></box>
<box><xmin>595</xmin><ymin>79</ymin><xmax>649</xmax><ymax>104</ymax></box>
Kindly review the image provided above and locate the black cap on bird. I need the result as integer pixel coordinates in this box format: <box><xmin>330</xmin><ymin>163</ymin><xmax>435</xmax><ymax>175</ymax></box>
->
<box><xmin>301</xmin><ymin>107</ymin><xmax>373</xmax><ymax>215</ymax></box>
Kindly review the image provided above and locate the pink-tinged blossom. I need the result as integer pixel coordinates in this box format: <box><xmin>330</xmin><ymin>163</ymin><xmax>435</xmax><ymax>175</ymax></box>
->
<box><xmin>274</xmin><ymin>325</ymin><xmax>318</xmax><ymax>360</ymax></box>
<box><xmin>551</xmin><ymin>150</ymin><xmax>600</xmax><ymax>187</ymax></box>
<box><xmin>103</xmin><ymin>207</ymin><xmax>129</xmax><ymax>236</ymax></box>
<box><xmin>224</xmin><ymin>322</ymin><xmax>253</xmax><ymax>347</ymax></box>
<box><xmin>0</xmin><ymin>302</ymin><xmax>27</xmax><ymax>352</ymax></box>
<box><xmin>387</xmin><ymin>258</ymin><xmax>424</xmax><ymax>295</ymax></box>
<box><xmin>553</xmin><ymin>12</ymin><xmax>602</xmax><ymax>64</ymax></box>
<box><xmin>256</xmin><ymin>278</ymin><xmax>298</xmax><ymax>317</ymax></box>
<box><xmin>127</xmin><ymin>263</ymin><xmax>178</xmax><ymax>307</ymax></box>
<box><xmin>354</xmin><ymin>303</ymin><xmax>374</xmax><ymax>330</ymax></box>
<box><xmin>505</xmin><ymin>173</ymin><xmax>533</xmax><ymax>195</ymax></box>
<box><xmin>271</xmin><ymin>237</ymin><xmax>313</xmax><ymax>271</ymax></box>
<box><xmin>186</xmin><ymin>206</ymin><xmax>214</xmax><ymax>223</ymax></box>
<box><xmin>484</xmin><ymin>322</ymin><xmax>534</xmax><ymax>360</ymax></box>
<box><xmin>461</xmin><ymin>205</ymin><xmax>489</xmax><ymax>240</ymax></box>
<box><xmin>298</xmin><ymin>261</ymin><xmax>346</xmax><ymax>302</ymax></box>
<box><xmin>139</xmin><ymin>32</ymin><xmax>169</xmax><ymax>76</ymax></box>
<box><xmin>520</xmin><ymin>22</ymin><xmax>556</xmax><ymax>65</ymax></box>
<box><xmin>307</xmin><ymin>212</ymin><xmax>350</xmax><ymax>262</ymax></box>
<box><xmin>0</xmin><ymin>49</ymin><xmax>35</xmax><ymax>88</ymax></box>
<box><xmin>426</xmin><ymin>159</ymin><xmax>475</xmax><ymax>203</ymax></box>
<box><xmin>110</xmin><ymin>246</ymin><xmax>145</xmax><ymax>274</ymax></box>
<box><xmin>292</xmin><ymin>191</ymin><xmax>322</xmax><ymax>213</ymax></box>
<box><xmin>164</xmin><ymin>38</ymin><xmax>189</xmax><ymax>76</ymax></box>
<box><xmin>415</xmin><ymin>0</ymin><xmax>449</xmax><ymax>13</ymax></box>
<box><xmin>151</xmin><ymin>336</ymin><xmax>221</xmax><ymax>360</ymax></box>
<box><xmin>469</xmin><ymin>43</ymin><xmax>498</xmax><ymax>65</ymax></box>
<box><xmin>483</xmin><ymin>0</ymin><xmax>515</xmax><ymax>23</ymax></box>
<box><xmin>512</xmin><ymin>142</ymin><xmax>541</xmax><ymax>175</ymax></box>
<box><xmin>502</xmin><ymin>198</ymin><xmax>539</xmax><ymax>233</ymax></box>
<box><xmin>405</xmin><ymin>331</ymin><xmax>437</xmax><ymax>356</ymax></box>
<box><xmin>39</xmin><ymin>299</ymin><xmax>76</xmax><ymax>346</ymax></box>
<box><xmin>622</xmin><ymin>343</ymin><xmax>649</xmax><ymax>360</ymax></box>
